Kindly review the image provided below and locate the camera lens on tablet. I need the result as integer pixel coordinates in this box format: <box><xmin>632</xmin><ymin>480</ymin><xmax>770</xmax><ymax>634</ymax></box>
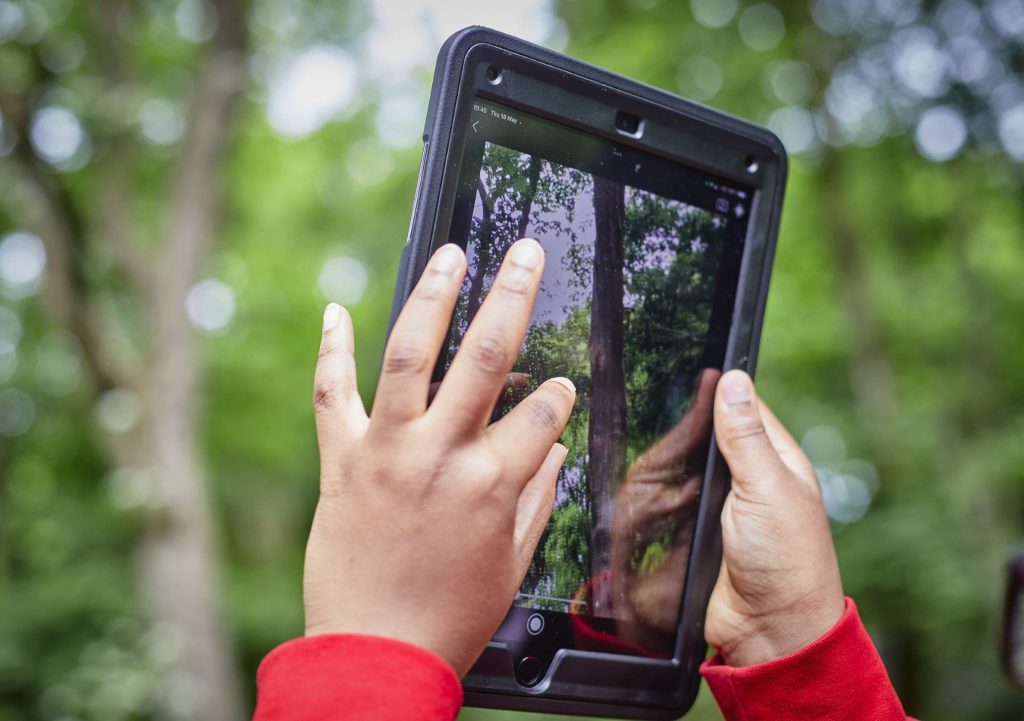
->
<box><xmin>485</xmin><ymin>66</ymin><xmax>502</xmax><ymax>84</ymax></box>
<box><xmin>614</xmin><ymin>110</ymin><xmax>642</xmax><ymax>136</ymax></box>
<box><xmin>516</xmin><ymin>656</ymin><xmax>542</xmax><ymax>687</ymax></box>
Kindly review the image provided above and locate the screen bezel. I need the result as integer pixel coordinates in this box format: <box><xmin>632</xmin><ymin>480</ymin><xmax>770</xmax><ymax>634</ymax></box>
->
<box><xmin>393</xmin><ymin>28</ymin><xmax>787</xmax><ymax>719</ymax></box>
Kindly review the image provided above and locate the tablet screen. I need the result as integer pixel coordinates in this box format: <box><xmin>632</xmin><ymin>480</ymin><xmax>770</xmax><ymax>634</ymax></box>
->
<box><xmin>438</xmin><ymin>97</ymin><xmax>751</xmax><ymax>657</ymax></box>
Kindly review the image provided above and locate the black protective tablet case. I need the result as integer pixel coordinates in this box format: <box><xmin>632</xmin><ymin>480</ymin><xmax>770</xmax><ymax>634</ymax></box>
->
<box><xmin>387</xmin><ymin>26</ymin><xmax>787</xmax><ymax>719</ymax></box>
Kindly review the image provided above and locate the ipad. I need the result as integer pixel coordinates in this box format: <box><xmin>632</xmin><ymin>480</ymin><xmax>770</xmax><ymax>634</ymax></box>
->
<box><xmin>388</xmin><ymin>27</ymin><xmax>786</xmax><ymax>719</ymax></box>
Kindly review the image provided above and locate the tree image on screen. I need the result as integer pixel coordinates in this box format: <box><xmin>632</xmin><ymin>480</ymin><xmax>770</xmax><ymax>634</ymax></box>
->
<box><xmin>447</xmin><ymin>143</ymin><xmax>727</xmax><ymax>622</ymax></box>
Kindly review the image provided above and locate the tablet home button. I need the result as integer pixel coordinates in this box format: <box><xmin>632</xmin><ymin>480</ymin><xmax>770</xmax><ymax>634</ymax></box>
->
<box><xmin>526</xmin><ymin>613</ymin><xmax>545</xmax><ymax>635</ymax></box>
<box><xmin>517</xmin><ymin>656</ymin><xmax>542</xmax><ymax>687</ymax></box>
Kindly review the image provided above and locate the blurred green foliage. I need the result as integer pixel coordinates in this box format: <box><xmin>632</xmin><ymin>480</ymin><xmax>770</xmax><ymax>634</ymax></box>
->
<box><xmin>1</xmin><ymin>1</ymin><xmax>1023</xmax><ymax>720</ymax></box>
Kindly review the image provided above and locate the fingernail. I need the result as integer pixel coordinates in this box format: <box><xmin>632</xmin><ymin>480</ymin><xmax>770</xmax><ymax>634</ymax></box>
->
<box><xmin>509</xmin><ymin>238</ymin><xmax>543</xmax><ymax>270</ymax></box>
<box><xmin>323</xmin><ymin>303</ymin><xmax>341</xmax><ymax>332</ymax></box>
<box><xmin>721</xmin><ymin>371</ymin><xmax>752</xmax><ymax>405</ymax></box>
<box><xmin>551</xmin><ymin>376</ymin><xmax>576</xmax><ymax>394</ymax></box>
<box><xmin>431</xmin><ymin>244</ymin><xmax>463</xmax><ymax>274</ymax></box>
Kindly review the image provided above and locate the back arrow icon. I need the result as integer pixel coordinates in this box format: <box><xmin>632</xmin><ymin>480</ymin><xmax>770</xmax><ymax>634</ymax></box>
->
<box><xmin>473</xmin><ymin>120</ymin><xmax>479</xmax><ymax>133</ymax></box>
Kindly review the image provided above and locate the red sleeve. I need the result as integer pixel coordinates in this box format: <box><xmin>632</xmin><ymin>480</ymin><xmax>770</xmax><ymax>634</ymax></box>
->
<box><xmin>253</xmin><ymin>634</ymin><xmax>462</xmax><ymax>721</ymax></box>
<box><xmin>700</xmin><ymin>598</ymin><xmax>914</xmax><ymax>721</ymax></box>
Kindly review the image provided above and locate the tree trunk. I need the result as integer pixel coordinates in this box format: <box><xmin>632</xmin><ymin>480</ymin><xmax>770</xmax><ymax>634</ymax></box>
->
<box><xmin>465</xmin><ymin>157</ymin><xmax>543</xmax><ymax>320</ymax></box>
<box><xmin>133</xmin><ymin>15</ymin><xmax>249</xmax><ymax>718</ymax></box>
<box><xmin>588</xmin><ymin>176</ymin><xmax>627</xmax><ymax>610</ymax></box>
<box><xmin>516</xmin><ymin>157</ymin><xmax>543</xmax><ymax>240</ymax></box>
<box><xmin>138</xmin><ymin>329</ymin><xmax>244</xmax><ymax>721</ymax></box>
<box><xmin>464</xmin><ymin>178</ymin><xmax>496</xmax><ymax>322</ymax></box>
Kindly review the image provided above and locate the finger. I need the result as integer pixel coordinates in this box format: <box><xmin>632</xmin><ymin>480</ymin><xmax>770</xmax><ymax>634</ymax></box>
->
<box><xmin>428</xmin><ymin>372</ymin><xmax>531</xmax><ymax>407</ymax></box>
<box><xmin>372</xmin><ymin>244</ymin><xmax>466</xmax><ymax>423</ymax></box>
<box><xmin>488</xmin><ymin>377</ymin><xmax>575</xmax><ymax>485</ymax></box>
<box><xmin>314</xmin><ymin>303</ymin><xmax>369</xmax><ymax>447</ymax></box>
<box><xmin>713</xmin><ymin>370</ymin><xmax>791</xmax><ymax>501</ymax></box>
<box><xmin>512</xmin><ymin>443</ymin><xmax>567</xmax><ymax>582</ymax></box>
<box><xmin>430</xmin><ymin>238</ymin><xmax>545</xmax><ymax>433</ymax></box>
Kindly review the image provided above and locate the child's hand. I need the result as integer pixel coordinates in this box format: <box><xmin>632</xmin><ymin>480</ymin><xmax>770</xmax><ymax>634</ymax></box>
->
<box><xmin>706</xmin><ymin>370</ymin><xmax>845</xmax><ymax>666</ymax></box>
<box><xmin>303</xmin><ymin>239</ymin><xmax>576</xmax><ymax>677</ymax></box>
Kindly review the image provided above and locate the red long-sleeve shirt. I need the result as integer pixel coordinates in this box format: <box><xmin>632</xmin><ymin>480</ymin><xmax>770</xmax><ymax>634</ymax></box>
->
<box><xmin>253</xmin><ymin>598</ymin><xmax>911</xmax><ymax>720</ymax></box>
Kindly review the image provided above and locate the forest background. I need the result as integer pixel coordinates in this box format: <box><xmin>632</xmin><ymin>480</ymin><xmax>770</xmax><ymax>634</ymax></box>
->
<box><xmin>1</xmin><ymin>1</ymin><xmax>1023</xmax><ymax>720</ymax></box>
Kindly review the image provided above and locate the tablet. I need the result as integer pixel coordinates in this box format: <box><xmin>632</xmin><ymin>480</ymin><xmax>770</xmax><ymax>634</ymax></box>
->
<box><xmin>388</xmin><ymin>27</ymin><xmax>786</xmax><ymax>719</ymax></box>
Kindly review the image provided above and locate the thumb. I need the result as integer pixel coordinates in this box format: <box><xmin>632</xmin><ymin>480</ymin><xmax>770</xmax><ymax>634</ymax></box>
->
<box><xmin>714</xmin><ymin>370</ymin><xmax>789</xmax><ymax>498</ymax></box>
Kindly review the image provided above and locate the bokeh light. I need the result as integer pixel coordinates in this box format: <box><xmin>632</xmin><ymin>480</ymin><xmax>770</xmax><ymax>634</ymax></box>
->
<box><xmin>108</xmin><ymin>467</ymin><xmax>158</xmax><ymax>511</ymax></box>
<box><xmin>137</xmin><ymin>99</ymin><xmax>186</xmax><ymax>146</ymax></box>
<box><xmin>265</xmin><ymin>45</ymin><xmax>359</xmax><ymax>139</ymax></box>
<box><xmin>825</xmin><ymin>63</ymin><xmax>887</xmax><ymax>145</ymax></box>
<box><xmin>0</xmin><ymin>305</ymin><xmax>19</xmax><ymax>383</ymax></box>
<box><xmin>0</xmin><ymin>0</ymin><xmax>24</xmax><ymax>41</ymax></box>
<box><xmin>318</xmin><ymin>255</ymin><xmax>369</xmax><ymax>305</ymax></box>
<box><xmin>0</xmin><ymin>387</ymin><xmax>35</xmax><ymax>437</ymax></box>
<box><xmin>769</xmin><ymin>60</ymin><xmax>818</xmax><ymax>106</ymax></box>
<box><xmin>184</xmin><ymin>278</ymin><xmax>237</xmax><ymax>334</ymax></box>
<box><xmin>768</xmin><ymin>106</ymin><xmax>820</xmax><ymax>154</ymax></box>
<box><xmin>998</xmin><ymin>103</ymin><xmax>1024</xmax><ymax>160</ymax></box>
<box><xmin>892</xmin><ymin>27</ymin><xmax>951</xmax><ymax>99</ymax></box>
<box><xmin>0</xmin><ymin>231</ymin><xmax>47</xmax><ymax>299</ymax></box>
<box><xmin>676</xmin><ymin>55</ymin><xmax>723</xmax><ymax>102</ymax></box>
<box><xmin>0</xmin><ymin>338</ymin><xmax>16</xmax><ymax>383</ymax></box>
<box><xmin>175</xmin><ymin>0</ymin><xmax>218</xmax><ymax>43</ymax></box>
<box><xmin>363</xmin><ymin>0</ymin><xmax>557</xmax><ymax>75</ymax></box>
<box><xmin>374</xmin><ymin>91</ymin><xmax>428</xmax><ymax>149</ymax></box>
<box><xmin>346</xmin><ymin>138</ymin><xmax>394</xmax><ymax>186</ymax></box>
<box><xmin>988</xmin><ymin>0</ymin><xmax>1024</xmax><ymax>37</ymax></box>
<box><xmin>914</xmin><ymin>105</ymin><xmax>968</xmax><ymax>161</ymax></box>
<box><xmin>802</xmin><ymin>425</ymin><xmax>880</xmax><ymax>525</ymax></box>
<box><xmin>29</xmin><ymin>106</ymin><xmax>86</xmax><ymax>168</ymax></box>
<box><xmin>739</xmin><ymin>4</ymin><xmax>786</xmax><ymax>51</ymax></box>
<box><xmin>689</xmin><ymin>0</ymin><xmax>739</xmax><ymax>28</ymax></box>
<box><xmin>95</xmin><ymin>388</ymin><xmax>144</xmax><ymax>435</ymax></box>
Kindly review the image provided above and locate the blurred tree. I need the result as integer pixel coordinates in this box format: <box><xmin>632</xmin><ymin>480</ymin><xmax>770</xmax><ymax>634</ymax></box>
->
<box><xmin>1</xmin><ymin>1</ymin><xmax>250</xmax><ymax>718</ymax></box>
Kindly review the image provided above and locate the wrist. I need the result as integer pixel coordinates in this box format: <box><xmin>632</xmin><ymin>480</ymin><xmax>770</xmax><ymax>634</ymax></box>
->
<box><xmin>719</xmin><ymin>597</ymin><xmax>846</xmax><ymax>667</ymax></box>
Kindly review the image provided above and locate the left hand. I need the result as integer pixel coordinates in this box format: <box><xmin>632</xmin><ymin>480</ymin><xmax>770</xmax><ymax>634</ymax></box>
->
<box><xmin>705</xmin><ymin>371</ymin><xmax>845</xmax><ymax>666</ymax></box>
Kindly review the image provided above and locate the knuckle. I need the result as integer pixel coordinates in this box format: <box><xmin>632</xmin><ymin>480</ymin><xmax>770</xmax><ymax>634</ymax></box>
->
<box><xmin>469</xmin><ymin>334</ymin><xmax>509</xmax><ymax>375</ymax></box>
<box><xmin>384</xmin><ymin>344</ymin><xmax>431</xmax><ymax>376</ymax></box>
<box><xmin>413</xmin><ymin>274</ymin><xmax>450</xmax><ymax>302</ymax></box>
<box><xmin>317</xmin><ymin>342</ymin><xmax>335</xmax><ymax>360</ymax></box>
<box><xmin>313</xmin><ymin>383</ymin><xmax>335</xmax><ymax>411</ymax></box>
<box><xmin>723</xmin><ymin>417</ymin><xmax>768</xmax><ymax>444</ymax></box>
<box><xmin>527</xmin><ymin>397</ymin><xmax>562</xmax><ymax>432</ymax></box>
<box><xmin>495</xmin><ymin>277</ymin><xmax>531</xmax><ymax>297</ymax></box>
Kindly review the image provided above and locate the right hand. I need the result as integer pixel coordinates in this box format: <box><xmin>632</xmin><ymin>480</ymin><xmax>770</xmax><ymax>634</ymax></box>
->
<box><xmin>705</xmin><ymin>370</ymin><xmax>846</xmax><ymax>667</ymax></box>
<box><xmin>303</xmin><ymin>238</ymin><xmax>576</xmax><ymax>677</ymax></box>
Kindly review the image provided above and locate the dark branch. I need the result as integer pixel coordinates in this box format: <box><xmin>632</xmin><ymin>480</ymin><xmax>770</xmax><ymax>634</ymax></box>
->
<box><xmin>0</xmin><ymin>90</ymin><xmax>125</xmax><ymax>393</ymax></box>
<box><xmin>89</xmin><ymin>0</ymin><xmax>154</xmax><ymax>291</ymax></box>
<box><xmin>157</xmin><ymin>0</ymin><xmax>249</xmax><ymax>306</ymax></box>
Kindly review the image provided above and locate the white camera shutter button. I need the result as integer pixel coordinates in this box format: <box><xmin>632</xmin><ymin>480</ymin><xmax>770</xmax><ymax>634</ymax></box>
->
<box><xmin>526</xmin><ymin>613</ymin><xmax>545</xmax><ymax>635</ymax></box>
